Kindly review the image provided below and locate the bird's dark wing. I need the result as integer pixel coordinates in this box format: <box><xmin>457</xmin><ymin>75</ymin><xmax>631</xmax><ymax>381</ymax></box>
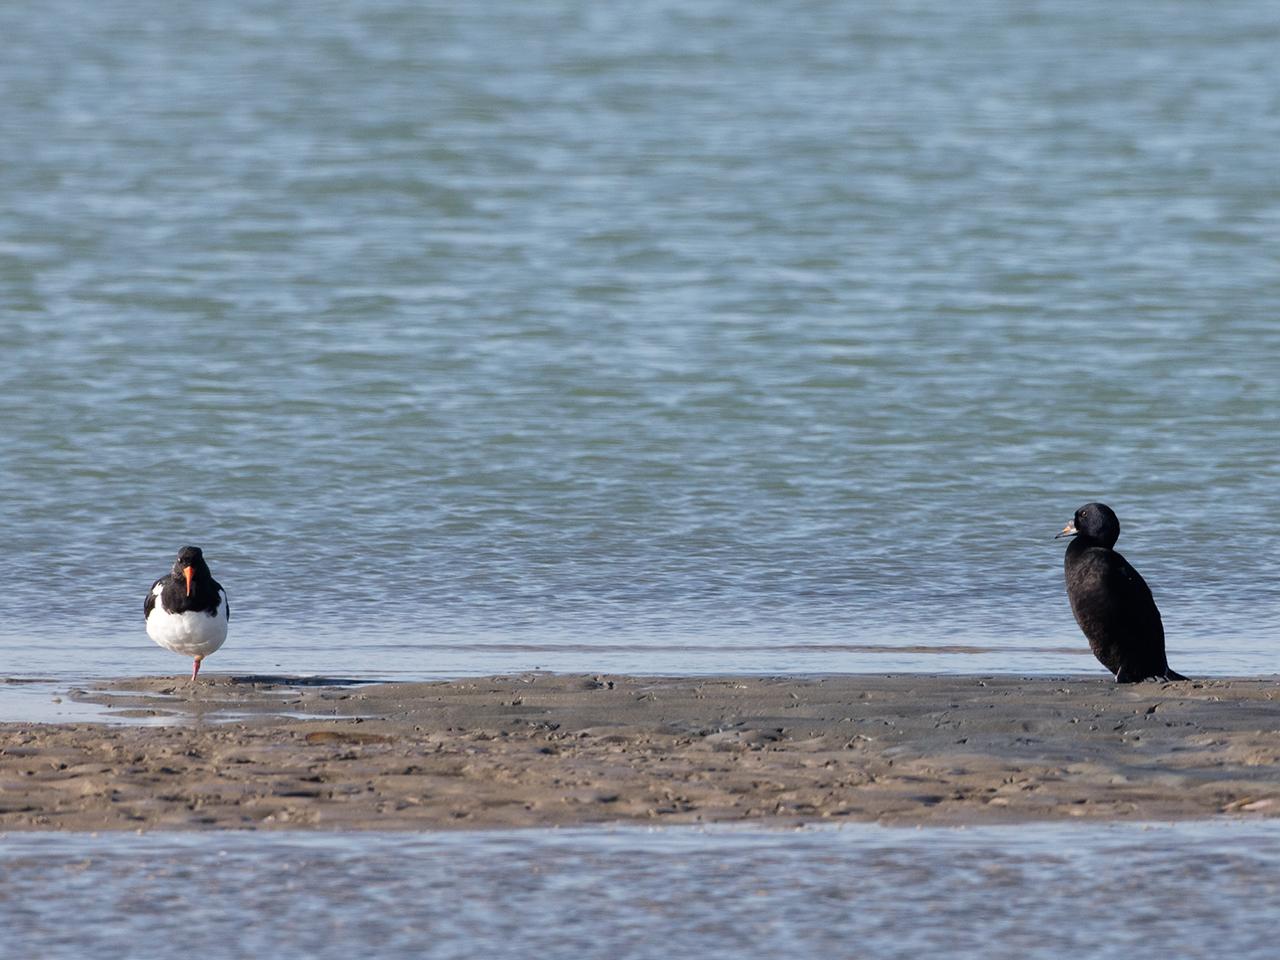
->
<box><xmin>1097</xmin><ymin>552</ymin><xmax>1166</xmax><ymax>663</ymax></box>
<box><xmin>219</xmin><ymin>585</ymin><xmax>230</xmax><ymax>622</ymax></box>
<box><xmin>143</xmin><ymin>576</ymin><xmax>165</xmax><ymax>620</ymax></box>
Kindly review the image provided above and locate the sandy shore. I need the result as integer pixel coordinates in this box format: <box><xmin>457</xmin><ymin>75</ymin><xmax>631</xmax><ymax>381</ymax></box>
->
<box><xmin>2</xmin><ymin>673</ymin><xmax>1279</xmax><ymax>830</ymax></box>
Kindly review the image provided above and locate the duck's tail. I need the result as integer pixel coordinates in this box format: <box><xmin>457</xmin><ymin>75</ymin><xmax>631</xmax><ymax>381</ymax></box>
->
<box><xmin>1162</xmin><ymin>668</ymin><xmax>1189</xmax><ymax>682</ymax></box>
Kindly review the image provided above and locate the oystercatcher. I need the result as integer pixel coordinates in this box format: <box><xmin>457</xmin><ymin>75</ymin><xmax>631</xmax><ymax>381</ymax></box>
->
<box><xmin>1056</xmin><ymin>503</ymin><xmax>1187</xmax><ymax>683</ymax></box>
<box><xmin>144</xmin><ymin>545</ymin><xmax>229</xmax><ymax>680</ymax></box>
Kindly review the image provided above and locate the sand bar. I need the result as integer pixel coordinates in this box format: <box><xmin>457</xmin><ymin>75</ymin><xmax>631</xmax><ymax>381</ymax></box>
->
<box><xmin>1</xmin><ymin>674</ymin><xmax>1278</xmax><ymax>830</ymax></box>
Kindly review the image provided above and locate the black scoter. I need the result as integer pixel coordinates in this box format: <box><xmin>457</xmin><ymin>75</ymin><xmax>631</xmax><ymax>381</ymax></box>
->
<box><xmin>1056</xmin><ymin>502</ymin><xmax>1187</xmax><ymax>683</ymax></box>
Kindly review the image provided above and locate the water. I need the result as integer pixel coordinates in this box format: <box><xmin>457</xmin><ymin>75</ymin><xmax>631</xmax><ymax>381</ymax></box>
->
<box><xmin>1</xmin><ymin>822</ymin><xmax>1277</xmax><ymax>959</ymax></box>
<box><xmin>2</xmin><ymin>0</ymin><xmax>1279</xmax><ymax>683</ymax></box>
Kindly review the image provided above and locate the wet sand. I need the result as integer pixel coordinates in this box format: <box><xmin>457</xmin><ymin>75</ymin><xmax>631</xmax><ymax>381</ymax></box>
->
<box><xmin>2</xmin><ymin>674</ymin><xmax>1279</xmax><ymax>830</ymax></box>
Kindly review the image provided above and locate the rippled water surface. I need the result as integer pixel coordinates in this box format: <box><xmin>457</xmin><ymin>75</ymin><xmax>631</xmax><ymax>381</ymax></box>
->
<box><xmin>2</xmin><ymin>0</ymin><xmax>1279</xmax><ymax>681</ymax></box>
<box><xmin>3</xmin><ymin>823</ymin><xmax>1280</xmax><ymax>959</ymax></box>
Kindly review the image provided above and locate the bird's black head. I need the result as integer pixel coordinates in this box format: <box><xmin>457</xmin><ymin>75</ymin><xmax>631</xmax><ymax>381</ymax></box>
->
<box><xmin>171</xmin><ymin>545</ymin><xmax>209</xmax><ymax>596</ymax></box>
<box><xmin>1055</xmin><ymin>502</ymin><xmax>1120</xmax><ymax>548</ymax></box>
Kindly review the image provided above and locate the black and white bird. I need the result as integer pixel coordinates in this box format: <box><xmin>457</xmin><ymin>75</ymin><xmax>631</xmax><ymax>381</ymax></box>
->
<box><xmin>144</xmin><ymin>545</ymin><xmax>229</xmax><ymax>680</ymax></box>
<box><xmin>1056</xmin><ymin>502</ymin><xmax>1187</xmax><ymax>683</ymax></box>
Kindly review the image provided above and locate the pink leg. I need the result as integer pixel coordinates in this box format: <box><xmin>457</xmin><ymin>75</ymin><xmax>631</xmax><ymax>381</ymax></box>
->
<box><xmin>191</xmin><ymin>656</ymin><xmax>203</xmax><ymax>681</ymax></box>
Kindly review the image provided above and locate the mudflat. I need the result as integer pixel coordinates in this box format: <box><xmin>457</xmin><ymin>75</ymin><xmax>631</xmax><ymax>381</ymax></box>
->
<box><xmin>1</xmin><ymin>674</ymin><xmax>1278</xmax><ymax>830</ymax></box>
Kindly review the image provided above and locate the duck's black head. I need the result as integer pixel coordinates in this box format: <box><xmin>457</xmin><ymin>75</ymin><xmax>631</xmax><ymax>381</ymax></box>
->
<box><xmin>1055</xmin><ymin>502</ymin><xmax>1120</xmax><ymax>548</ymax></box>
<box><xmin>171</xmin><ymin>545</ymin><xmax>211</xmax><ymax>596</ymax></box>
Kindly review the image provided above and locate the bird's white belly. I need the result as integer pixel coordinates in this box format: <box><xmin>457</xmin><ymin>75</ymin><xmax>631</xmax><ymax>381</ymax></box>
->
<box><xmin>146</xmin><ymin>591</ymin><xmax>228</xmax><ymax>658</ymax></box>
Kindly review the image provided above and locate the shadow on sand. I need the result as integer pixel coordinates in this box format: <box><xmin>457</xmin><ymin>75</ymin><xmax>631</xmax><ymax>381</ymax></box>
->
<box><xmin>227</xmin><ymin>675</ymin><xmax>383</xmax><ymax>687</ymax></box>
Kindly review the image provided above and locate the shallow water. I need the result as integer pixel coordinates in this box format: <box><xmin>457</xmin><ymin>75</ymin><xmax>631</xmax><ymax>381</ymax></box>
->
<box><xmin>2</xmin><ymin>0</ymin><xmax>1279</xmax><ymax>683</ymax></box>
<box><xmin>2</xmin><ymin>823</ymin><xmax>1279</xmax><ymax>959</ymax></box>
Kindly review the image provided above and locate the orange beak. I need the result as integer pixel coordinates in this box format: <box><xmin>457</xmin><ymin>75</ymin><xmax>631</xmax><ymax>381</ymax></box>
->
<box><xmin>183</xmin><ymin>566</ymin><xmax>194</xmax><ymax>596</ymax></box>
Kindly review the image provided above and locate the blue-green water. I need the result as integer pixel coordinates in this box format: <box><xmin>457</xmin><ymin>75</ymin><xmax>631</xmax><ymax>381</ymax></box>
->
<box><xmin>2</xmin><ymin>1</ymin><xmax>1279</xmax><ymax>681</ymax></box>
<box><xmin>4</xmin><ymin>823</ymin><xmax>1280</xmax><ymax>959</ymax></box>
